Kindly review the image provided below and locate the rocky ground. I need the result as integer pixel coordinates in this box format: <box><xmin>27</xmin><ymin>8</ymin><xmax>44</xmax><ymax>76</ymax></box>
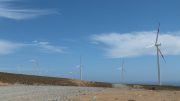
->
<box><xmin>0</xmin><ymin>85</ymin><xmax>105</xmax><ymax>101</ymax></box>
<box><xmin>70</xmin><ymin>87</ymin><xmax>180</xmax><ymax>101</ymax></box>
<box><xmin>1</xmin><ymin>84</ymin><xmax>180</xmax><ymax>101</ymax></box>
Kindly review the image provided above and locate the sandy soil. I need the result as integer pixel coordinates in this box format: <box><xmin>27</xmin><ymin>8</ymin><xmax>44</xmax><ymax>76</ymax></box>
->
<box><xmin>0</xmin><ymin>82</ymin><xmax>9</xmax><ymax>86</ymax></box>
<box><xmin>70</xmin><ymin>87</ymin><xmax>180</xmax><ymax>101</ymax></box>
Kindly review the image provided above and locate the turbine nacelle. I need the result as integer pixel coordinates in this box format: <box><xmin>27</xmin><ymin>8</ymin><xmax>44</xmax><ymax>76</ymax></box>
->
<box><xmin>155</xmin><ymin>43</ymin><xmax>161</xmax><ymax>47</ymax></box>
<box><xmin>146</xmin><ymin>43</ymin><xmax>161</xmax><ymax>48</ymax></box>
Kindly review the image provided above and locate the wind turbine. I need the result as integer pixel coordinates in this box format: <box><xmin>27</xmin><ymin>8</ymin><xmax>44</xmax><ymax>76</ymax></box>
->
<box><xmin>154</xmin><ymin>23</ymin><xmax>166</xmax><ymax>86</ymax></box>
<box><xmin>77</xmin><ymin>56</ymin><xmax>83</xmax><ymax>80</ymax></box>
<box><xmin>80</xmin><ymin>56</ymin><xmax>83</xmax><ymax>80</ymax></box>
<box><xmin>121</xmin><ymin>59</ymin><xmax>125</xmax><ymax>83</ymax></box>
<box><xmin>69</xmin><ymin>72</ymin><xmax>73</xmax><ymax>79</ymax></box>
<box><xmin>16</xmin><ymin>66</ymin><xmax>22</xmax><ymax>74</ymax></box>
<box><xmin>30</xmin><ymin>59</ymin><xmax>39</xmax><ymax>75</ymax></box>
<box><xmin>118</xmin><ymin>59</ymin><xmax>125</xmax><ymax>83</ymax></box>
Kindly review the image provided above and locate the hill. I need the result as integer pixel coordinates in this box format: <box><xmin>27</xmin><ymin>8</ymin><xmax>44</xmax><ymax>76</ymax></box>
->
<box><xmin>0</xmin><ymin>72</ymin><xmax>112</xmax><ymax>87</ymax></box>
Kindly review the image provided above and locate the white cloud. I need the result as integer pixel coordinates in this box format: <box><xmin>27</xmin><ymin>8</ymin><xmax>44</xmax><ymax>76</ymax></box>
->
<box><xmin>0</xmin><ymin>40</ymin><xmax>24</xmax><ymax>55</ymax></box>
<box><xmin>92</xmin><ymin>31</ymin><xmax>180</xmax><ymax>58</ymax></box>
<box><xmin>0</xmin><ymin>0</ymin><xmax>58</xmax><ymax>20</ymax></box>
<box><xmin>0</xmin><ymin>40</ymin><xmax>66</xmax><ymax>55</ymax></box>
<box><xmin>32</xmin><ymin>41</ymin><xmax>66</xmax><ymax>53</ymax></box>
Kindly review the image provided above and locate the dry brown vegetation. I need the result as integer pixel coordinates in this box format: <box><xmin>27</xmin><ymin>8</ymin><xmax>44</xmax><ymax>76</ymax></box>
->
<box><xmin>128</xmin><ymin>84</ymin><xmax>180</xmax><ymax>91</ymax></box>
<box><xmin>0</xmin><ymin>72</ymin><xmax>112</xmax><ymax>87</ymax></box>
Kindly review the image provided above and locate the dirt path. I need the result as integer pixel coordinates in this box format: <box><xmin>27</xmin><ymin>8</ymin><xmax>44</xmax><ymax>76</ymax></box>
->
<box><xmin>70</xmin><ymin>87</ymin><xmax>180</xmax><ymax>101</ymax></box>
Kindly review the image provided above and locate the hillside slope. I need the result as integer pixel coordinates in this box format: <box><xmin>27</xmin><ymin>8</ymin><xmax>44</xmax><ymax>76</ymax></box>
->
<box><xmin>0</xmin><ymin>72</ymin><xmax>112</xmax><ymax>87</ymax></box>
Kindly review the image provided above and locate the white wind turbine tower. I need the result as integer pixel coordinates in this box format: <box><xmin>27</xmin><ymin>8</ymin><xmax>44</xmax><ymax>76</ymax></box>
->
<box><xmin>16</xmin><ymin>66</ymin><xmax>22</xmax><ymax>74</ymax></box>
<box><xmin>30</xmin><ymin>59</ymin><xmax>39</xmax><ymax>75</ymax></box>
<box><xmin>77</xmin><ymin>56</ymin><xmax>83</xmax><ymax>80</ymax></box>
<box><xmin>118</xmin><ymin>59</ymin><xmax>125</xmax><ymax>83</ymax></box>
<box><xmin>80</xmin><ymin>56</ymin><xmax>83</xmax><ymax>80</ymax></box>
<box><xmin>154</xmin><ymin>23</ymin><xmax>166</xmax><ymax>86</ymax></box>
<box><xmin>69</xmin><ymin>72</ymin><xmax>73</xmax><ymax>79</ymax></box>
<box><xmin>121</xmin><ymin>59</ymin><xmax>124</xmax><ymax>83</ymax></box>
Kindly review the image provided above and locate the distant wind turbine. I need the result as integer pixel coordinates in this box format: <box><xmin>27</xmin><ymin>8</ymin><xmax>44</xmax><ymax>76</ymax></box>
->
<box><xmin>30</xmin><ymin>59</ymin><xmax>39</xmax><ymax>75</ymax></box>
<box><xmin>80</xmin><ymin>56</ymin><xmax>83</xmax><ymax>80</ymax></box>
<box><xmin>69</xmin><ymin>72</ymin><xmax>73</xmax><ymax>79</ymax></box>
<box><xmin>154</xmin><ymin>23</ymin><xmax>166</xmax><ymax>85</ymax></box>
<box><xmin>16</xmin><ymin>66</ymin><xmax>22</xmax><ymax>74</ymax></box>
<box><xmin>121</xmin><ymin>59</ymin><xmax>125</xmax><ymax>83</ymax></box>
<box><xmin>77</xmin><ymin>56</ymin><xmax>83</xmax><ymax>80</ymax></box>
<box><xmin>118</xmin><ymin>59</ymin><xmax>125</xmax><ymax>83</ymax></box>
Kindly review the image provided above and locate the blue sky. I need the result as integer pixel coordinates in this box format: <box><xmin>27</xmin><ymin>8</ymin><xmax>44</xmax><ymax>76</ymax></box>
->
<box><xmin>0</xmin><ymin>0</ymin><xmax>180</xmax><ymax>85</ymax></box>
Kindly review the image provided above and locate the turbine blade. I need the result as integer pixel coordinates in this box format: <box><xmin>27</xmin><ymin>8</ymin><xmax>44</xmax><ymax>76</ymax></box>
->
<box><xmin>158</xmin><ymin>48</ymin><xmax>166</xmax><ymax>62</ymax></box>
<box><xmin>146</xmin><ymin>44</ymin><xmax>154</xmax><ymax>48</ymax></box>
<box><xmin>155</xmin><ymin>23</ymin><xmax>160</xmax><ymax>44</ymax></box>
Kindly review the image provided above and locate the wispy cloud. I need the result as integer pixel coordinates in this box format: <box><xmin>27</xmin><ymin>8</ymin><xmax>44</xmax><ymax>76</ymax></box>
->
<box><xmin>0</xmin><ymin>40</ymin><xmax>24</xmax><ymax>55</ymax></box>
<box><xmin>92</xmin><ymin>31</ymin><xmax>180</xmax><ymax>58</ymax></box>
<box><xmin>0</xmin><ymin>40</ymin><xmax>66</xmax><ymax>55</ymax></box>
<box><xmin>0</xmin><ymin>0</ymin><xmax>58</xmax><ymax>20</ymax></box>
<box><xmin>32</xmin><ymin>41</ymin><xmax>66</xmax><ymax>53</ymax></box>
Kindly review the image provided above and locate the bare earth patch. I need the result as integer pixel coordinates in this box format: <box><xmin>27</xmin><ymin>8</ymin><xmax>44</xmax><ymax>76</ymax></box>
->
<box><xmin>0</xmin><ymin>82</ymin><xmax>9</xmax><ymax>86</ymax></box>
<box><xmin>70</xmin><ymin>87</ymin><xmax>180</xmax><ymax>101</ymax></box>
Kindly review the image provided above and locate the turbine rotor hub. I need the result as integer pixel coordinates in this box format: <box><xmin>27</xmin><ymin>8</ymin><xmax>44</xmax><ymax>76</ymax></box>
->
<box><xmin>155</xmin><ymin>43</ymin><xmax>161</xmax><ymax>46</ymax></box>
